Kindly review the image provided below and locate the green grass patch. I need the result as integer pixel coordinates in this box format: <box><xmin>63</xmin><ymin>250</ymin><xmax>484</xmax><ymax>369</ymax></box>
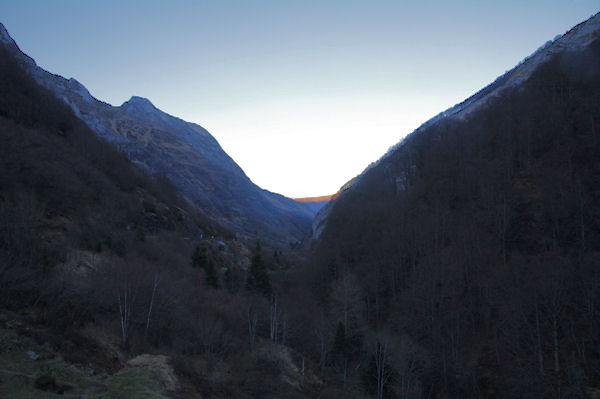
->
<box><xmin>103</xmin><ymin>368</ymin><xmax>169</xmax><ymax>399</ymax></box>
<box><xmin>0</xmin><ymin>327</ymin><xmax>171</xmax><ymax>399</ymax></box>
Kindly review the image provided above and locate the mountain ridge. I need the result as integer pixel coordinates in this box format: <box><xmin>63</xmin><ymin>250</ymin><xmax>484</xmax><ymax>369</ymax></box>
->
<box><xmin>0</xmin><ymin>22</ymin><xmax>314</xmax><ymax>244</ymax></box>
<box><xmin>382</xmin><ymin>12</ymin><xmax>600</xmax><ymax>161</ymax></box>
<box><xmin>315</xmin><ymin>12</ymin><xmax>600</xmax><ymax>236</ymax></box>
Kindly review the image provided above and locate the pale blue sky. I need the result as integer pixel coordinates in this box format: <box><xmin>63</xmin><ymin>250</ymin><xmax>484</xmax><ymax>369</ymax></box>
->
<box><xmin>1</xmin><ymin>1</ymin><xmax>598</xmax><ymax>197</ymax></box>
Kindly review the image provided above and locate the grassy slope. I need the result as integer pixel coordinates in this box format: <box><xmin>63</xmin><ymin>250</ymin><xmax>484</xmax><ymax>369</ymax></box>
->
<box><xmin>0</xmin><ymin>316</ymin><xmax>170</xmax><ymax>399</ymax></box>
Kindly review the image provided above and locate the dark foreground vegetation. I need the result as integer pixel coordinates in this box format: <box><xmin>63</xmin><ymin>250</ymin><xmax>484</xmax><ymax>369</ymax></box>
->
<box><xmin>2</xmin><ymin>22</ymin><xmax>600</xmax><ymax>399</ymax></box>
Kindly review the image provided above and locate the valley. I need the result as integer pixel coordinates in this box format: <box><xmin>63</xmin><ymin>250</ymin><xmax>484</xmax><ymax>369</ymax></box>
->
<box><xmin>1</xmin><ymin>11</ymin><xmax>600</xmax><ymax>399</ymax></box>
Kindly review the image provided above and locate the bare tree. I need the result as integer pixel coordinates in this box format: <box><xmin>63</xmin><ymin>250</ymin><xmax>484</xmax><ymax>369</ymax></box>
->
<box><xmin>116</xmin><ymin>266</ymin><xmax>141</xmax><ymax>349</ymax></box>
<box><xmin>330</xmin><ymin>273</ymin><xmax>363</xmax><ymax>331</ymax></box>
<box><xmin>104</xmin><ymin>258</ymin><xmax>149</xmax><ymax>349</ymax></box>
<box><xmin>247</xmin><ymin>302</ymin><xmax>258</xmax><ymax>351</ymax></box>
<box><xmin>313</xmin><ymin>314</ymin><xmax>332</xmax><ymax>376</ymax></box>
<box><xmin>368</xmin><ymin>331</ymin><xmax>395</xmax><ymax>399</ymax></box>
<box><xmin>269</xmin><ymin>294</ymin><xmax>279</xmax><ymax>343</ymax></box>
<box><xmin>281</xmin><ymin>311</ymin><xmax>289</xmax><ymax>346</ymax></box>
<box><xmin>144</xmin><ymin>271</ymin><xmax>160</xmax><ymax>341</ymax></box>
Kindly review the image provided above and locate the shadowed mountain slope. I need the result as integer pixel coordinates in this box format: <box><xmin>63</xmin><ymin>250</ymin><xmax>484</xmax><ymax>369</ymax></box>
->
<box><xmin>0</xmin><ymin>35</ymin><xmax>322</xmax><ymax>399</ymax></box>
<box><xmin>309</xmin><ymin>13</ymin><xmax>600</xmax><ymax>397</ymax></box>
<box><xmin>0</xmin><ymin>23</ymin><xmax>313</xmax><ymax>245</ymax></box>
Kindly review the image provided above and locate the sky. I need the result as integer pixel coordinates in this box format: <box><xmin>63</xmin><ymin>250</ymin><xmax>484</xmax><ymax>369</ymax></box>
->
<box><xmin>1</xmin><ymin>1</ymin><xmax>598</xmax><ymax>198</ymax></box>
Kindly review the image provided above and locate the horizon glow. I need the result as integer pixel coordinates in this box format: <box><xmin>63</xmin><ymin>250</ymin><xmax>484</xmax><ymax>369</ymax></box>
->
<box><xmin>1</xmin><ymin>1</ymin><xmax>598</xmax><ymax>198</ymax></box>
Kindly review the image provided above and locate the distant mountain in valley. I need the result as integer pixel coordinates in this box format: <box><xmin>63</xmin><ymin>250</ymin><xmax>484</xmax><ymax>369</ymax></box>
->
<box><xmin>0</xmin><ymin>23</ymin><xmax>314</xmax><ymax>245</ymax></box>
<box><xmin>294</xmin><ymin>194</ymin><xmax>338</xmax><ymax>203</ymax></box>
<box><xmin>293</xmin><ymin>194</ymin><xmax>337</xmax><ymax>214</ymax></box>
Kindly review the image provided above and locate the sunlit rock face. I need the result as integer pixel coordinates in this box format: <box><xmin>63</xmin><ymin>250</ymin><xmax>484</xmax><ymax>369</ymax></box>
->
<box><xmin>0</xmin><ymin>22</ymin><xmax>315</xmax><ymax>244</ymax></box>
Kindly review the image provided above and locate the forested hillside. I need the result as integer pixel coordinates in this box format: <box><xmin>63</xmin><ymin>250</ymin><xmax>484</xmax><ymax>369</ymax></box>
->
<box><xmin>0</xmin><ymin>33</ymin><xmax>319</xmax><ymax>399</ymax></box>
<box><xmin>308</xmin><ymin>38</ymin><xmax>600</xmax><ymax>397</ymax></box>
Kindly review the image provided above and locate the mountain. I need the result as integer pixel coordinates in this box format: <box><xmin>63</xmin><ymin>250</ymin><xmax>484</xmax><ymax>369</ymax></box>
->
<box><xmin>309</xmin><ymin>13</ymin><xmax>600</xmax><ymax>397</ymax></box>
<box><xmin>0</xmin><ymin>23</ymin><xmax>314</xmax><ymax>245</ymax></box>
<box><xmin>293</xmin><ymin>194</ymin><xmax>337</xmax><ymax>214</ymax></box>
<box><xmin>0</xmin><ymin>29</ymin><xmax>322</xmax><ymax>399</ymax></box>
<box><xmin>4</xmin><ymin>12</ymin><xmax>599</xmax><ymax>399</ymax></box>
<box><xmin>315</xmin><ymin>13</ymin><xmax>600</xmax><ymax>238</ymax></box>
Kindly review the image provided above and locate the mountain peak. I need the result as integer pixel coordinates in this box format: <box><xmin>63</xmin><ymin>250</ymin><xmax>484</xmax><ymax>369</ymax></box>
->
<box><xmin>121</xmin><ymin>96</ymin><xmax>157</xmax><ymax>113</ymax></box>
<box><xmin>0</xmin><ymin>22</ymin><xmax>13</xmax><ymax>45</ymax></box>
<box><xmin>124</xmin><ymin>96</ymin><xmax>155</xmax><ymax>107</ymax></box>
<box><xmin>0</xmin><ymin>22</ymin><xmax>38</xmax><ymax>72</ymax></box>
<box><xmin>128</xmin><ymin>95</ymin><xmax>154</xmax><ymax>105</ymax></box>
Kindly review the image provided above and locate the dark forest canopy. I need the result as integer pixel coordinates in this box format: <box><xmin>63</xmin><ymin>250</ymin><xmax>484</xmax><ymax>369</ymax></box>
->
<box><xmin>308</xmin><ymin>39</ymin><xmax>600</xmax><ymax>397</ymax></box>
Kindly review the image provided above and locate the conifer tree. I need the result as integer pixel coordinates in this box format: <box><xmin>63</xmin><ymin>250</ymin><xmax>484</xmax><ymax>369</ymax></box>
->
<box><xmin>332</xmin><ymin>321</ymin><xmax>348</xmax><ymax>359</ymax></box>
<box><xmin>224</xmin><ymin>266</ymin><xmax>241</xmax><ymax>293</ymax></box>
<box><xmin>245</xmin><ymin>241</ymin><xmax>271</xmax><ymax>297</ymax></box>
<box><xmin>204</xmin><ymin>258</ymin><xmax>219</xmax><ymax>288</ymax></box>
<box><xmin>191</xmin><ymin>244</ymin><xmax>206</xmax><ymax>268</ymax></box>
